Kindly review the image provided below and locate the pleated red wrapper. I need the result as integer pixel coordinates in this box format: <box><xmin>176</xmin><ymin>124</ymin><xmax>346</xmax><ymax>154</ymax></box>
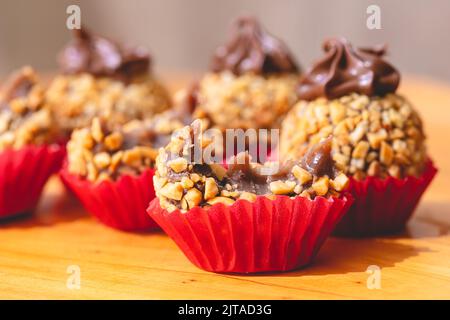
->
<box><xmin>148</xmin><ymin>194</ymin><xmax>353</xmax><ymax>273</ymax></box>
<box><xmin>60</xmin><ymin>165</ymin><xmax>158</xmax><ymax>231</ymax></box>
<box><xmin>333</xmin><ymin>160</ymin><xmax>437</xmax><ymax>237</ymax></box>
<box><xmin>0</xmin><ymin>144</ymin><xmax>65</xmax><ymax>219</ymax></box>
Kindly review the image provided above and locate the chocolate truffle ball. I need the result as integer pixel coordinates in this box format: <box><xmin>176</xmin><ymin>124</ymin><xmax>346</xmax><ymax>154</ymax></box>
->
<box><xmin>47</xmin><ymin>28</ymin><xmax>171</xmax><ymax>136</ymax></box>
<box><xmin>185</xmin><ymin>16</ymin><xmax>300</xmax><ymax>132</ymax></box>
<box><xmin>67</xmin><ymin>110</ymin><xmax>185</xmax><ymax>182</ymax></box>
<box><xmin>0</xmin><ymin>67</ymin><xmax>60</xmax><ymax>150</ymax></box>
<box><xmin>154</xmin><ymin>121</ymin><xmax>349</xmax><ymax>212</ymax></box>
<box><xmin>281</xmin><ymin>38</ymin><xmax>427</xmax><ymax>180</ymax></box>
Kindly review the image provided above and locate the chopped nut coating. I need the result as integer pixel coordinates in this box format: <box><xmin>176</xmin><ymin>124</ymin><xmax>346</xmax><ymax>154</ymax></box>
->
<box><xmin>281</xmin><ymin>93</ymin><xmax>426</xmax><ymax>180</ymax></box>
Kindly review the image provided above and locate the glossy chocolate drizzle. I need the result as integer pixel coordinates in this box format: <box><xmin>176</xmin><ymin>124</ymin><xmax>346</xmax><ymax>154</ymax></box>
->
<box><xmin>224</xmin><ymin>137</ymin><xmax>336</xmax><ymax>194</ymax></box>
<box><xmin>58</xmin><ymin>27</ymin><xmax>150</xmax><ymax>82</ymax></box>
<box><xmin>301</xmin><ymin>137</ymin><xmax>335</xmax><ymax>177</ymax></box>
<box><xmin>210</xmin><ymin>16</ymin><xmax>299</xmax><ymax>75</ymax></box>
<box><xmin>297</xmin><ymin>38</ymin><xmax>400</xmax><ymax>100</ymax></box>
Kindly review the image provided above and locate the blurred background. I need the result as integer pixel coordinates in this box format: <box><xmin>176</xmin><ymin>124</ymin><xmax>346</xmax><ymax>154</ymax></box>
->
<box><xmin>0</xmin><ymin>0</ymin><xmax>450</xmax><ymax>82</ymax></box>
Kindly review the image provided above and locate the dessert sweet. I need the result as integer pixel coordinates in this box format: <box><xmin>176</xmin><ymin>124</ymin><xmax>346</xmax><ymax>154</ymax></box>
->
<box><xmin>154</xmin><ymin>124</ymin><xmax>349</xmax><ymax>212</ymax></box>
<box><xmin>0</xmin><ymin>67</ymin><xmax>65</xmax><ymax>218</ymax></box>
<box><xmin>280</xmin><ymin>38</ymin><xmax>437</xmax><ymax>236</ymax></box>
<box><xmin>46</xmin><ymin>27</ymin><xmax>171</xmax><ymax>137</ymax></box>
<box><xmin>182</xmin><ymin>16</ymin><xmax>300</xmax><ymax>139</ymax></box>
<box><xmin>60</xmin><ymin>111</ymin><xmax>186</xmax><ymax>231</ymax></box>
<box><xmin>148</xmin><ymin>121</ymin><xmax>353</xmax><ymax>273</ymax></box>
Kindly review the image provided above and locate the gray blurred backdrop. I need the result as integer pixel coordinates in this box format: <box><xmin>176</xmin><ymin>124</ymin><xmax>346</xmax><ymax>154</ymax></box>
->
<box><xmin>0</xmin><ymin>0</ymin><xmax>449</xmax><ymax>82</ymax></box>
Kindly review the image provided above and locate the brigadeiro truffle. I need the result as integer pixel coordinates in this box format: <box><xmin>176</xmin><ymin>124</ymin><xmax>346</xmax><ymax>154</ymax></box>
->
<box><xmin>179</xmin><ymin>16</ymin><xmax>300</xmax><ymax>157</ymax></box>
<box><xmin>147</xmin><ymin>120</ymin><xmax>353</xmax><ymax>273</ymax></box>
<box><xmin>60</xmin><ymin>111</ymin><xmax>186</xmax><ymax>231</ymax></box>
<box><xmin>0</xmin><ymin>67</ymin><xmax>65</xmax><ymax>219</ymax></box>
<box><xmin>46</xmin><ymin>27</ymin><xmax>171</xmax><ymax>137</ymax></box>
<box><xmin>280</xmin><ymin>38</ymin><xmax>437</xmax><ymax>236</ymax></box>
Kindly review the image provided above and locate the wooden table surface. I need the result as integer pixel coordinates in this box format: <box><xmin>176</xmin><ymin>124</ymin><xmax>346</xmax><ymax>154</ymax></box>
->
<box><xmin>0</xmin><ymin>74</ymin><xmax>449</xmax><ymax>300</ymax></box>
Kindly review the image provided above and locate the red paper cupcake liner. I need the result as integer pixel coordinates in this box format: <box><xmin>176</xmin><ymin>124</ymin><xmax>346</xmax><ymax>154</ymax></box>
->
<box><xmin>147</xmin><ymin>194</ymin><xmax>353</xmax><ymax>273</ymax></box>
<box><xmin>60</xmin><ymin>165</ymin><xmax>158</xmax><ymax>231</ymax></box>
<box><xmin>0</xmin><ymin>144</ymin><xmax>65</xmax><ymax>219</ymax></box>
<box><xmin>333</xmin><ymin>160</ymin><xmax>437</xmax><ymax>237</ymax></box>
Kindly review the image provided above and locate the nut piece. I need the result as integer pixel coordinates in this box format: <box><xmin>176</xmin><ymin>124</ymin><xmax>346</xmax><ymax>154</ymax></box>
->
<box><xmin>183</xmin><ymin>188</ymin><xmax>203</xmax><ymax>209</ymax></box>
<box><xmin>367</xmin><ymin>161</ymin><xmax>381</xmax><ymax>176</ymax></box>
<box><xmin>91</xmin><ymin>118</ymin><xmax>104</xmax><ymax>142</ymax></box>
<box><xmin>190</xmin><ymin>173</ymin><xmax>201</xmax><ymax>183</ymax></box>
<box><xmin>167</xmin><ymin>137</ymin><xmax>185</xmax><ymax>154</ymax></box>
<box><xmin>330</xmin><ymin>173</ymin><xmax>349</xmax><ymax>192</ymax></box>
<box><xmin>311</xmin><ymin>176</ymin><xmax>330</xmax><ymax>196</ymax></box>
<box><xmin>86</xmin><ymin>163</ymin><xmax>98</xmax><ymax>181</ymax></box>
<box><xmin>388</xmin><ymin>164</ymin><xmax>401</xmax><ymax>178</ymax></box>
<box><xmin>153</xmin><ymin>176</ymin><xmax>167</xmax><ymax>190</ymax></box>
<box><xmin>110</xmin><ymin>151</ymin><xmax>123</xmax><ymax>172</ymax></box>
<box><xmin>329</xmin><ymin>101</ymin><xmax>346</xmax><ymax>124</ymax></box>
<box><xmin>180</xmin><ymin>176</ymin><xmax>194</xmax><ymax>189</ymax></box>
<box><xmin>210</xmin><ymin>163</ymin><xmax>227</xmax><ymax>180</ymax></box>
<box><xmin>352</xmin><ymin>141</ymin><xmax>370</xmax><ymax>159</ymax></box>
<box><xmin>380</xmin><ymin>141</ymin><xmax>394</xmax><ymax>166</ymax></box>
<box><xmin>269</xmin><ymin>180</ymin><xmax>296</xmax><ymax>195</ymax></box>
<box><xmin>204</xmin><ymin>177</ymin><xmax>219</xmax><ymax>200</ymax></box>
<box><xmin>168</xmin><ymin>157</ymin><xmax>188</xmax><ymax>173</ymax></box>
<box><xmin>239</xmin><ymin>191</ymin><xmax>257</xmax><ymax>202</ymax></box>
<box><xmin>299</xmin><ymin>190</ymin><xmax>311</xmax><ymax>199</ymax></box>
<box><xmin>139</xmin><ymin>147</ymin><xmax>158</xmax><ymax>160</ymax></box>
<box><xmin>292</xmin><ymin>165</ymin><xmax>312</xmax><ymax>185</ymax></box>
<box><xmin>349</xmin><ymin>121</ymin><xmax>368</xmax><ymax>144</ymax></box>
<box><xmin>221</xmin><ymin>190</ymin><xmax>239</xmax><ymax>198</ymax></box>
<box><xmin>104</xmin><ymin>132</ymin><xmax>123</xmax><ymax>151</ymax></box>
<box><xmin>93</xmin><ymin>152</ymin><xmax>111</xmax><ymax>169</ymax></box>
<box><xmin>207</xmin><ymin>196</ymin><xmax>235</xmax><ymax>206</ymax></box>
<box><xmin>159</xmin><ymin>182</ymin><xmax>184</xmax><ymax>201</ymax></box>
<box><xmin>122</xmin><ymin>148</ymin><xmax>141</xmax><ymax>167</ymax></box>
<box><xmin>367</xmin><ymin>129</ymin><xmax>388</xmax><ymax>149</ymax></box>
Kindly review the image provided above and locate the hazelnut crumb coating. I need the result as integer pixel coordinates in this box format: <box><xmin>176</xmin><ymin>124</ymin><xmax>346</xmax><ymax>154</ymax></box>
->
<box><xmin>46</xmin><ymin>73</ymin><xmax>171</xmax><ymax>136</ymax></box>
<box><xmin>280</xmin><ymin>93</ymin><xmax>427</xmax><ymax>180</ymax></box>
<box><xmin>67</xmin><ymin>110</ymin><xmax>185</xmax><ymax>182</ymax></box>
<box><xmin>154</xmin><ymin>121</ymin><xmax>349</xmax><ymax>212</ymax></box>
<box><xmin>0</xmin><ymin>67</ymin><xmax>60</xmax><ymax>151</ymax></box>
<box><xmin>193</xmin><ymin>71</ymin><xmax>298</xmax><ymax>131</ymax></box>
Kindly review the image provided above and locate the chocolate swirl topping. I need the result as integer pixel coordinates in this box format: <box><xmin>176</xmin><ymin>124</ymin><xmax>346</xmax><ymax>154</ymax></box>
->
<box><xmin>210</xmin><ymin>16</ymin><xmax>299</xmax><ymax>75</ymax></box>
<box><xmin>0</xmin><ymin>67</ymin><xmax>36</xmax><ymax>106</ymax></box>
<box><xmin>301</xmin><ymin>137</ymin><xmax>335</xmax><ymax>177</ymax></box>
<box><xmin>297</xmin><ymin>38</ymin><xmax>400</xmax><ymax>100</ymax></box>
<box><xmin>58</xmin><ymin>28</ymin><xmax>150</xmax><ymax>82</ymax></box>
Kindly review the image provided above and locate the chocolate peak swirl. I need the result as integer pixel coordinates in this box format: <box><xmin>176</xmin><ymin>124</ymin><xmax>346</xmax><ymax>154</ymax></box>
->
<box><xmin>58</xmin><ymin>27</ymin><xmax>150</xmax><ymax>82</ymax></box>
<box><xmin>301</xmin><ymin>137</ymin><xmax>335</xmax><ymax>177</ymax></box>
<box><xmin>210</xmin><ymin>16</ymin><xmax>299</xmax><ymax>75</ymax></box>
<box><xmin>297</xmin><ymin>38</ymin><xmax>400</xmax><ymax>100</ymax></box>
<box><xmin>0</xmin><ymin>67</ymin><xmax>36</xmax><ymax>106</ymax></box>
